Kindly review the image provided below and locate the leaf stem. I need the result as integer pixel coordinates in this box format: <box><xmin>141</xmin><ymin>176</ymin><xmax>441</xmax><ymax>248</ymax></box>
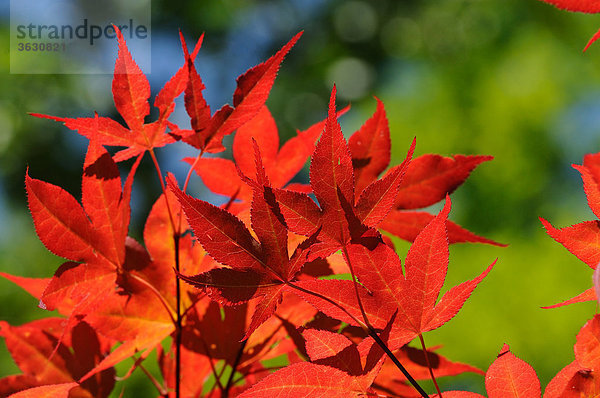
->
<box><xmin>341</xmin><ymin>244</ymin><xmax>429</xmax><ymax>398</ymax></box>
<box><xmin>285</xmin><ymin>280</ymin><xmax>428</xmax><ymax>397</ymax></box>
<box><xmin>149</xmin><ymin>148</ymin><xmax>183</xmax><ymax>398</ymax></box>
<box><xmin>419</xmin><ymin>333</ymin><xmax>442</xmax><ymax>397</ymax></box>
<box><xmin>222</xmin><ymin>339</ymin><xmax>247</xmax><ymax>397</ymax></box>
<box><xmin>139</xmin><ymin>361</ymin><xmax>168</xmax><ymax>396</ymax></box>
<box><xmin>369</xmin><ymin>330</ymin><xmax>429</xmax><ymax>398</ymax></box>
<box><xmin>174</xmin><ymin>233</ymin><xmax>183</xmax><ymax>398</ymax></box>
<box><xmin>149</xmin><ymin>149</ymin><xmax>176</xmax><ymax>229</ymax></box>
<box><xmin>128</xmin><ymin>273</ymin><xmax>177</xmax><ymax>325</ymax></box>
<box><xmin>182</xmin><ymin>150</ymin><xmax>204</xmax><ymax>194</ymax></box>
<box><xmin>340</xmin><ymin>245</ymin><xmax>373</xmax><ymax>329</ymax></box>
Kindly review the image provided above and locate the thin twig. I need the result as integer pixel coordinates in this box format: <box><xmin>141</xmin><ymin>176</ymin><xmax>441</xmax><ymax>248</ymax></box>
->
<box><xmin>174</xmin><ymin>233</ymin><xmax>183</xmax><ymax>398</ymax></box>
<box><xmin>419</xmin><ymin>333</ymin><xmax>442</xmax><ymax>397</ymax></box>
<box><xmin>201</xmin><ymin>339</ymin><xmax>225</xmax><ymax>392</ymax></box>
<box><xmin>139</xmin><ymin>362</ymin><xmax>169</xmax><ymax>396</ymax></box>
<box><xmin>341</xmin><ymin>245</ymin><xmax>429</xmax><ymax>398</ymax></box>
<box><xmin>148</xmin><ymin>148</ymin><xmax>181</xmax><ymax>398</ymax></box>
<box><xmin>222</xmin><ymin>340</ymin><xmax>247</xmax><ymax>397</ymax></box>
<box><xmin>341</xmin><ymin>245</ymin><xmax>373</xmax><ymax>329</ymax></box>
<box><xmin>128</xmin><ymin>273</ymin><xmax>176</xmax><ymax>325</ymax></box>
<box><xmin>369</xmin><ymin>330</ymin><xmax>429</xmax><ymax>398</ymax></box>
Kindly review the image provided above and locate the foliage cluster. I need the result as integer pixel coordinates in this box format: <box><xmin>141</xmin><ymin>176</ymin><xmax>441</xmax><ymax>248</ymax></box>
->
<box><xmin>3</xmin><ymin>1</ymin><xmax>600</xmax><ymax>395</ymax></box>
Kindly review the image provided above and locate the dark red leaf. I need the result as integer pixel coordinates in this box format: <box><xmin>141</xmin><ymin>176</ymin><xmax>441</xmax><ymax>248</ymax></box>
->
<box><xmin>380</xmin><ymin>209</ymin><xmax>505</xmax><ymax>246</ymax></box>
<box><xmin>309</xmin><ymin>85</ymin><xmax>355</xmax><ymax>243</ymax></box>
<box><xmin>395</xmin><ymin>154</ymin><xmax>492</xmax><ymax>210</ymax></box>
<box><xmin>348</xmin><ymin>97</ymin><xmax>391</xmax><ymax>195</ymax></box>
<box><xmin>168</xmin><ymin>174</ymin><xmax>265</xmax><ymax>271</ymax></box>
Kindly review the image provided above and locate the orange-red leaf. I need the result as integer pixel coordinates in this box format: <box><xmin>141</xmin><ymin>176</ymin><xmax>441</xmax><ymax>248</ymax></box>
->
<box><xmin>112</xmin><ymin>26</ymin><xmax>150</xmax><ymax>133</ymax></box>
<box><xmin>540</xmin><ymin>218</ymin><xmax>600</xmax><ymax>269</ymax></box>
<box><xmin>8</xmin><ymin>382</ymin><xmax>78</xmax><ymax>398</ymax></box>
<box><xmin>395</xmin><ymin>154</ymin><xmax>493</xmax><ymax>210</ymax></box>
<box><xmin>348</xmin><ymin>97</ymin><xmax>391</xmax><ymax>196</ymax></box>
<box><xmin>380</xmin><ymin>209</ymin><xmax>505</xmax><ymax>246</ymax></box>
<box><xmin>26</xmin><ymin>171</ymin><xmax>97</xmax><ymax>264</ymax></box>
<box><xmin>575</xmin><ymin>315</ymin><xmax>600</xmax><ymax>370</ymax></box>
<box><xmin>168</xmin><ymin>174</ymin><xmax>264</xmax><ymax>271</ymax></box>
<box><xmin>310</xmin><ymin>86</ymin><xmax>355</xmax><ymax>243</ymax></box>
<box><xmin>485</xmin><ymin>344</ymin><xmax>541</xmax><ymax>398</ymax></box>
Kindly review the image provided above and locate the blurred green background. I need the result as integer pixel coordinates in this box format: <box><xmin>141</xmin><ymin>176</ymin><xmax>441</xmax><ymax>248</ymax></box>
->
<box><xmin>1</xmin><ymin>0</ymin><xmax>600</xmax><ymax>395</ymax></box>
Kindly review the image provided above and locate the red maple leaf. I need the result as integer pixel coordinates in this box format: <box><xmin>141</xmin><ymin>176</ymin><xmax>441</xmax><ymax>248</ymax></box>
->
<box><xmin>372</xmin><ymin>345</ymin><xmax>483</xmax><ymax>397</ymax></box>
<box><xmin>290</xmin><ymin>196</ymin><xmax>495</xmax><ymax>352</ymax></box>
<box><xmin>443</xmin><ymin>344</ymin><xmax>541</xmax><ymax>398</ymax></box>
<box><xmin>274</xmin><ymin>86</ymin><xmax>500</xmax><ymax>257</ymax></box>
<box><xmin>25</xmin><ymin>142</ymin><xmax>140</xmax><ymax>318</ymax></box>
<box><xmin>0</xmin><ymin>319</ymin><xmax>114</xmax><ymax>397</ymax></box>
<box><xmin>273</xmin><ymin>86</ymin><xmax>415</xmax><ymax>257</ymax></box>
<box><xmin>182</xmin><ymin>104</ymin><xmax>348</xmax><ymax>214</ymax></box>
<box><xmin>237</xmin><ymin>316</ymin><xmax>394</xmax><ymax>397</ymax></box>
<box><xmin>31</xmin><ymin>27</ymin><xmax>203</xmax><ymax>162</ymax></box>
<box><xmin>168</xmin><ymin>141</ymin><xmax>316</xmax><ymax>338</ymax></box>
<box><xmin>20</xmin><ymin>142</ymin><xmax>181</xmax><ymax>384</ymax></box>
<box><xmin>170</xmin><ymin>32</ymin><xmax>303</xmax><ymax>153</ymax></box>
<box><xmin>541</xmin><ymin>152</ymin><xmax>600</xmax><ymax>308</ymax></box>
<box><xmin>347</xmin><ymin>96</ymin><xmax>501</xmax><ymax>246</ymax></box>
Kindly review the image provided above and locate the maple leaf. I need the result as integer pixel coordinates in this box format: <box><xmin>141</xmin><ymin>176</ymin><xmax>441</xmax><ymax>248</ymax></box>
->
<box><xmin>31</xmin><ymin>28</ymin><xmax>203</xmax><ymax>162</ymax></box>
<box><xmin>540</xmin><ymin>153</ymin><xmax>600</xmax><ymax>307</ymax></box>
<box><xmin>289</xmin><ymin>197</ymin><xmax>495</xmax><ymax>351</ymax></box>
<box><xmin>544</xmin><ymin>361</ymin><xmax>600</xmax><ymax>397</ymax></box>
<box><xmin>346</xmin><ymin>96</ymin><xmax>500</xmax><ymax>246</ymax></box>
<box><xmin>24</xmin><ymin>141</ymin><xmax>182</xmax><ymax>384</ymax></box>
<box><xmin>168</xmin><ymin>142</ymin><xmax>316</xmax><ymax>338</ymax></box>
<box><xmin>26</xmin><ymin>142</ymin><xmax>141</xmax><ymax>318</ymax></box>
<box><xmin>372</xmin><ymin>345</ymin><xmax>483</xmax><ymax>397</ymax></box>
<box><xmin>275</xmin><ymin>86</ymin><xmax>500</xmax><ymax>253</ymax></box>
<box><xmin>79</xmin><ymin>276</ymin><xmax>176</xmax><ymax>382</ymax></box>
<box><xmin>538</xmin><ymin>0</ymin><xmax>600</xmax><ymax>50</ymax></box>
<box><xmin>443</xmin><ymin>344</ymin><xmax>541</xmax><ymax>398</ymax></box>
<box><xmin>274</xmin><ymin>86</ymin><xmax>415</xmax><ymax>254</ymax></box>
<box><xmin>183</xmin><ymin>104</ymin><xmax>348</xmax><ymax>214</ymax></box>
<box><xmin>170</xmin><ymin>32</ymin><xmax>303</xmax><ymax>153</ymax></box>
<box><xmin>238</xmin><ymin>316</ymin><xmax>394</xmax><ymax>397</ymax></box>
<box><xmin>0</xmin><ymin>319</ymin><xmax>115</xmax><ymax>397</ymax></box>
